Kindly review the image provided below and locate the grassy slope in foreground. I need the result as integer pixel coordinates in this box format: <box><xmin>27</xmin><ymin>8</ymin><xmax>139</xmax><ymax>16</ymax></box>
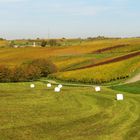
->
<box><xmin>111</xmin><ymin>81</ymin><xmax>140</xmax><ymax>94</ymax></box>
<box><xmin>0</xmin><ymin>82</ymin><xmax>140</xmax><ymax>140</ymax></box>
<box><xmin>51</xmin><ymin>55</ymin><xmax>140</xmax><ymax>84</ymax></box>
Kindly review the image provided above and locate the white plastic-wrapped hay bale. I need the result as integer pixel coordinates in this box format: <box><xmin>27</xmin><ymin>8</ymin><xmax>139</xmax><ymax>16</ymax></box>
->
<box><xmin>58</xmin><ymin>84</ymin><xmax>63</xmax><ymax>89</ymax></box>
<box><xmin>116</xmin><ymin>94</ymin><xmax>124</xmax><ymax>100</ymax></box>
<box><xmin>95</xmin><ymin>86</ymin><xmax>101</xmax><ymax>92</ymax></box>
<box><xmin>54</xmin><ymin>87</ymin><xmax>61</xmax><ymax>92</ymax></box>
<box><xmin>47</xmin><ymin>83</ymin><xmax>52</xmax><ymax>88</ymax></box>
<box><xmin>30</xmin><ymin>84</ymin><xmax>35</xmax><ymax>88</ymax></box>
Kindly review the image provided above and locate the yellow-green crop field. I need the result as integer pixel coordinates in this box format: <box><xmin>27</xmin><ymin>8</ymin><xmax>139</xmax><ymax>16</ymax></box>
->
<box><xmin>0</xmin><ymin>38</ymin><xmax>140</xmax><ymax>84</ymax></box>
<box><xmin>51</xmin><ymin>56</ymin><xmax>140</xmax><ymax>84</ymax></box>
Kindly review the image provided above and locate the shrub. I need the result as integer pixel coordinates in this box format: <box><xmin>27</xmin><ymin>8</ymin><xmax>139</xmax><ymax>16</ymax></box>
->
<box><xmin>0</xmin><ymin>59</ymin><xmax>57</xmax><ymax>83</ymax></box>
<box><xmin>41</xmin><ymin>40</ymin><xmax>47</xmax><ymax>47</ymax></box>
<box><xmin>0</xmin><ymin>65</ymin><xmax>11</xmax><ymax>82</ymax></box>
<box><xmin>0</xmin><ymin>38</ymin><xmax>5</xmax><ymax>41</ymax></box>
<box><xmin>9</xmin><ymin>41</ymin><xmax>16</xmax><ymax>47</ymax></box>
<box><xmin>11</xmin><ymin>64</ymin><xmax>41</xmax><ymax>82</ymax></box>
<box><xmin>29</xmin><ymin>59</ymin><xmax>57</xmax><ymax>77</ymax></box>
<box><xmin>48</xmin><ymin>39</ymin><xmax>57</xmax><ymax>46</ymax></box>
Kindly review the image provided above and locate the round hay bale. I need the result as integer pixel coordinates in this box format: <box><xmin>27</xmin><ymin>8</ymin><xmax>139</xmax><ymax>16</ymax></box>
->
<box><xmin>30</xmin><ymin>84</ymin><xmax>35</xmax><ymax>88</ymax></box>
<box><xmin>47</xmin><ymin>83</ymin><xmax>52</xmax><ymax>88</ymax></box>
<box><xmin>95</xmin><ymin>86</ymin><xmax>101</xmax><ymax>92</ymax></box>
<box><xmin>54</xmin><ymin>87</ymin><xmax>61</xmax><ymax>92</ymax></box>
<box><xmin>58</xmin><ymin>84</ymin><xmax>63</xmax><ymax>89</ymax></box>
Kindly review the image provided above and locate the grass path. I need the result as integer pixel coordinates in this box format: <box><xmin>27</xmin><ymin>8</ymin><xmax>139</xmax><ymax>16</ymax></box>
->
<box><xmin>41</xmin><ymin>79</ymin><xmax>94</xmax><ymax>87</ymax></box>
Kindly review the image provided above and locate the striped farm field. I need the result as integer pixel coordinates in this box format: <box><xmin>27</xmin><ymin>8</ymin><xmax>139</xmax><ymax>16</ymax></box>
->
<box><xmin>0</xmin><ymin>38</ymin><xmax>140</xmax><ymax>84</ymax></box>
<box><xmin>0</xmin><ymin>39</ymin><xmax>115</xmax><ymax>64</ymax></box>
<box><xmin>53</xmin><ymin>52</ymin><xmax>128</xmax><ymax>71</ymax></box>
<box><xmin>51</xmin><ymin>55</ymin><xmax>140</xmax><ymax>84</ymax></box>
<box><xmin>54</xmin><ymin>56</ymin><xmax>93</xmax><ymax>71</ymax></box>
<box><xmin>52</xmin><ymin>53</ymin><xmax>114</xmax><ymax>71</ymax></box>
<box><xmin>0</xmin><ymin>38</ymin><xmax>140</xmax><ymax>67</ymax></box>
<box><xmin>73</xmin><ymin>51</ymin><xmax>140</xmax><ymax>71</ymax></box>
<box><xmin>92</xmin><ymin>40</ymin><xmax>140</xmax><ymax>54</ymax></box>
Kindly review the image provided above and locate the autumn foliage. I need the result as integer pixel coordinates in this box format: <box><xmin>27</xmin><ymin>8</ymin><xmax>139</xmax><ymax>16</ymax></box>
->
<box><xmin>0</xmin><ymin>59</ymin><xmax>57</xmax><ymax>82</ymax></box>
<box><xmin>0</xmin><ymin>65</ymin><xmax>11</xmax><ymax>82</ymax></box>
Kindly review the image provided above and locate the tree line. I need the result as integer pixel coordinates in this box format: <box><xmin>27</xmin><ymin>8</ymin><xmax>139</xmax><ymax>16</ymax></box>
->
<box><xmin>0</xmin><ymin>59</ymin><xmax>57</xmax><ymax>82</ymax></box>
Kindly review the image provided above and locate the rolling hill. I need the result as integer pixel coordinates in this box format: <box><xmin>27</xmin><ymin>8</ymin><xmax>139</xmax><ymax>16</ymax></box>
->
<box><xmin>0</xmin><ymin>38</ymin><xmax>140</xmax><ymax>140</ymax></box>
<box><xmin>0</xmin><ymin>38</ymin><xmax>140</xmax><ymax>84</ymax></box>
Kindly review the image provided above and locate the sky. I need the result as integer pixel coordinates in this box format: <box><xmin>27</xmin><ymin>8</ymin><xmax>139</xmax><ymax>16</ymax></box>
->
<box><xmin>0</xmin><ymin>0</ymin><xmax>140</xmax><ymax>39</ymax></box>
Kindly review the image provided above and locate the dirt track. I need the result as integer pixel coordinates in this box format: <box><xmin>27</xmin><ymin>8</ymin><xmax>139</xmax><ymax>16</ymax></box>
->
<box><xmin>125</xmin><ymin>73</ymin><xmax>140</xmax><ymax>84</ymax></box>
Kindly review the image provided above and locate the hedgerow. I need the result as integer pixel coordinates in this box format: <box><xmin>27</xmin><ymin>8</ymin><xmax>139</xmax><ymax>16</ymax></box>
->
<box><xmin>0</xmin><ymin>59</ymin><xmax>57</xmax><ymax>82</ymax></box>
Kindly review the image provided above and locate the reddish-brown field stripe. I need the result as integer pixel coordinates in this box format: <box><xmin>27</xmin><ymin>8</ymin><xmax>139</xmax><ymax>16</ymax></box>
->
<box><xmin>71</xmin><ymin>51</ymin><xmax>140</xmax><ymax>71</ymax></box>
<box><xmin>92</xmin><ymin>44</ymin><xmax>129</xmax><ymax>54</ymax></box>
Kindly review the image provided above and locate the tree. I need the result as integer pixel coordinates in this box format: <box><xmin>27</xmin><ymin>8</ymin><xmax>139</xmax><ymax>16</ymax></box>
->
<box><xmin>0</xmin><ymin>65</ymin><xmax>11</xmax><ymax>82</ymax></box>
<box><xmin>41</xmin><ymin>40</ymin><xmax>47</xmax><ymax>47</ymax></box>
<box><xmin>0</xmin><ymin>59</ymin><xmax>57</xmax><ymax>83</ymax></box>
<box><xmin>11</xmin><ymin>65</ymin><xmax>41</xmax><ymax>82</ymax></box>
<box><xmin>48</xmin><ymin>39</ymin><xmax>57</xmax><ymax>46</ymax></box>
<box><xmin>10</xmin><ymin>41</ymin><xmax>16</xmax><ymax>47</ymax></box>
<box><xmin>29</xmin><ymin>59</ymin><xmax>57</xmax><ymax>77</ymax></box>
<box><xmin>0</xmin><ymin>38</ymin><xmax>5</xmax><ymax>41</ymax></box>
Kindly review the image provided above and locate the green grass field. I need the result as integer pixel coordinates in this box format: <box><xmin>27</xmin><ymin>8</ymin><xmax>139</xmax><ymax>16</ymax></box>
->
<box><xmin>111</xmin><ymin>81</ymin><xmax>140</xmax><ymax>94</ymax></box>
<box><xmin>0</xmin><ymin>82</ymin><xmax>140</xmax><ymax>140</ymax></box>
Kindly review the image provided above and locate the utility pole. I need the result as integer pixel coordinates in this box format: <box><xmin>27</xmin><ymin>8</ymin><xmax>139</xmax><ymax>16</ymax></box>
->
<box><xmin>48</xmin><ymin>29</ymin><xmax>50</xmax><ymax>40</ymax></box>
